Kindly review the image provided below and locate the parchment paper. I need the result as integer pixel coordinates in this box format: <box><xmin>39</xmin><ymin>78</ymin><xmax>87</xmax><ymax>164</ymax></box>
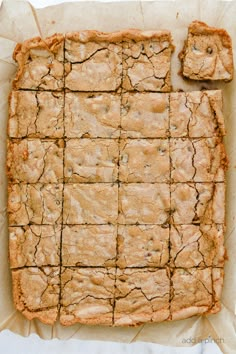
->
<box><xmin>0</xmin><ymin>0</ymin><xmax>235</xmax><ymax>352</ymax></box>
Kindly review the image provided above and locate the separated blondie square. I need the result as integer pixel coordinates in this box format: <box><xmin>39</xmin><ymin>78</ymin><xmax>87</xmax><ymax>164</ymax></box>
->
<box><xmin>180</xmin><ymin>21</ymin><xmax>233</xmax><ymax>81</ymax></box>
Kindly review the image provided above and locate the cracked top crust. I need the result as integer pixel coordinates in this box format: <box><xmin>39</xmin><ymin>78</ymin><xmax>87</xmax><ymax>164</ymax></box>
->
<box><xmin>60</xmin><ymin>267</ymin><xmax>115</xmax><ymax>326</ymax></box>
<box><xmin>7</xmin><ymin>139</ymin><xmax>64</xmax><ymax>183</ymax></box>
<box><xmin>62</xmin><ymin>225</ymin><xmax>116</xmax><ymax>267</ymax></box>
<box><xmin>9</xmin><ymin>225</ymin><xmax>61</xmax><ymax>268</ymax></box>
<box><xmin>9</xmin><ymin>28</ymin><xmax>226</xmax><ymax>327</ymax></box>
<box><xmin>170</xmin><ymin>90</ymin><xmax>225</xmax><ymax>137</ymax></box>
<box><xmin>117</xmin><ymin>225</ymin><xmax>169</xmax><ymax>268</ymax></box>
<box><xmin>179</xmin><ymin>21</ymin><xmax>234</xmax><ymax>81</ymax></box>
<box><xmin>114</xmin><ymin>268</ymin><xmax>170</xmax><ymax>326</ymax></box>
<box><xmin>13</xmin><ymin>34</ymin><xmax>64</xmax><ymax>90</ymax></box>
<box><xmin>8</xmin><ymin>91</ymin><xmax>64</xmax><ymax>138</ymax></box>
<box><xmin>171</xmin><ymin>267</ymin><xmax>222</xmax><ymax>321</ymax></box>
<box><xmin>12</xmin><ymin>267</ymin><xmax>60</xmax><ymax>325</ymax></box>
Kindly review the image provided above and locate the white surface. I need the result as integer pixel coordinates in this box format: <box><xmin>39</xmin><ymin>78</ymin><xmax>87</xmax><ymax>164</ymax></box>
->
<box><xmin>0</xmin><ymin>329</ymin><xmax>225</xmax><ymax>354</ymax></box>
<box><xmin>0</xmin><ymin>0</ymin><xmax>224</xmax><ymax>353</ymax></box>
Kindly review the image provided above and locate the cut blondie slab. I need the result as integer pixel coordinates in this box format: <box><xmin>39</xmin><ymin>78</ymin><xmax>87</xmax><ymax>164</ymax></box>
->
<box><xmin>9</xmin><ymin>225</ymin><xmax>61</xmax><ymax>268</ymax></box>
<box><xmin>8</xmin><ymin>184</ymin><xmax>63</xmax><ymax>225</ymax></box>
<box><xmin>179</xmin><ymin>21</ymin><xmax>234</xmax><ymax>81</ymax></box>
<box><xmin>60</xmin><ymin>267</ymin><xmax>115</xmax><ymax>326</ymax></box>
<box><xmin>62</xmin><ymin>225</ymin><xmax>117</xmax><ymax>267</ymax></box>
<box><xmin>7</xmin><ymin>139</ymin><xmax>64</xmax><ymax>183</ymax></box>
<box><xmin>122</xmin><ymin>30</ymin><xmax>173</xmax><ymax>91</ymax></box>
<box><xmin>170</xmin><ymin>137</ymin><xmax>227</xmax><ymax>182</ymax></box>
<box><xmin>119</xmin><ymin>139</ymin><xmax>170</xmax><ymax>183</ymax></box>
<box><xmin>114</xmin><ymin>268</ymin><xmax>170</xmax><ymax>326</ymax></box>
<box><xmin>170</xmin><ymin>224</ymin><xmax>225</xmax><ymax>268</ymax></box>
<box><xmin>8</xmin><ymin>91</ymin><xmax>64</xmax><ymax>138</ymax></box>
<box><xmin>171</xmin><ymin>182</ymin><xmax>225</xmax><ymax>224</ymax></box>
<box><xmin>118</xmin><ymin>183</ymin><xmax>170</xmax><ymax>225</ymax></box>
<box><xmin>64</xmin><ymin>92</ymin><xmax>120</xmax><ymax>138</ymax></box>
<box><xmin>12</xmin><ymin>267</ymin><xmax>60</xmax><ymax>325</ymax></box>
<box><xmin>9</xmin><ymin>30</ymin><xmax>227</xmax><ymax>327</ymax></box>
<box><xmin>171</xmin><ymin>267</ymin><xmax>223</xmax><ymax>321</ymax></box>
<box><xmin>169</xmin><ymin>90</ymin><xmax>225</xmax><ymax>137</ymax></box>
<box><xmin>117</xmin><ymin>225</ymin><xmax>169</xmax><ymax>268</ymax></box>
<box><xmin>121</xmin><ymin>92</ymin><xmax>169</xmax><ymax>138</ymax></box>
<box><xmin>64</xmin><ymin>139</ymin><xmax>119</xmax><ymax>183</ymax></box>
<box><xmin>63</xmin><ymin>183</ymin><xmax>118</xmax><ymax>224</ymax></box>
<box><xmin>13</xmin><ymin>34</ymin><xmax>64</xmax><ymax>90</ymax></box>
<box><xmin>65</xmin><ymin>31</ymin><xmax>122</xmax><ymax>91</ymax></box>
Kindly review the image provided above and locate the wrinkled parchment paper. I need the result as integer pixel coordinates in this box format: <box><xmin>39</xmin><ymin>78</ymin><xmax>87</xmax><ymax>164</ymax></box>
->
<box><xmin>0</xmin><ymin>0</ymin><xmax>235</xmax><ymax>352</ymax></box>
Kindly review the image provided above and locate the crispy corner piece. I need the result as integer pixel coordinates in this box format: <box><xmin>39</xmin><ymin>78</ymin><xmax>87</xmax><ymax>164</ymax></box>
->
<box><xmin>13</xmin><ymin>34</ymin><xmax>64</xmax><ymax>90</ymax></box>
<box><xmin>12</xmin><ymin>267</ymin><xmax>60</xmax><ymax>325</ymax></box>
<box><xmin>179</xmin><ymin>21</ymin><xmax>233</xmax><ymax>81</ymax></box>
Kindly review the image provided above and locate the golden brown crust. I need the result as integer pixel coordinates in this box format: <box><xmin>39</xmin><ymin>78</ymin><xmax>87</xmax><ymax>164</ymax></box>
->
<box><xmin>66</xmin><ymin>28</ymin><xmax>174</xmax><ymax>46</ymax></box>
<box><xmin>12</xmin><ymin>267</ymin><xmax>60</xmax><ymax>325</ymax></box>
<box><xmin>13</xmin><ymin>33</ymin><xmax>64</xmax><ymax>90</ymax></box>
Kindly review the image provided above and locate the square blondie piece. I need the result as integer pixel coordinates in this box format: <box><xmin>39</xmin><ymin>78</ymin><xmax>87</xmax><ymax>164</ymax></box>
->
<box><xmin>170</xmin><ymin>90</ymin><xmax>225</xmax><ymax>137</ymax></box>
<box><xmin>118</xmin><ymin>183</ymin><xmax>170</xmax><ymax>225</ymax></box>
<box><xmin>121</xmin><ymin>93</ymin><xmax>169</xmax><ymax>138</ymax></box>
<box><xmin>9</xmin><ymin>225</ymin><xmax>61</xmax><ymax>268</ymax></box>
<box><xmin>117</xmin><ymin>225</ymin><xmax>169</xmax><ymax>268</ymax></box>
<box><xmin>180</xmin><ymin>21</ymin><xmax>234</xmax><ymax>81</ymax></box>
<box><xmin>65</xmin><ymin>31</ymin><xmax>122</xmax><ymax>91</ymax></box>
<box><xmin>8</xmin><ymin>184</ymin><xmax>63</xmax><ymax>225</ymax></box>
<box><xmin>64</xmin><ymin>139</ymin><xmax>119</xmax><ymax>183</ymax></box>
<box><xmin>170</xmin><ymin>224</ymin><xmax>225</xmax><ymax>268</ymax></box>
<box><xmin>7</xmin><ymin>139</ymin><xmax>64</xmax><ymax>183</ymax></box>
<box><xmin>60</xmin><ymin>268</ymin><xmax>115</xmax><ymax>325</ymax></box>
<box><xmin>171</xmin><ymin>268</ymin><xmax>222</xmax><ymax>320</ymax></box>
<box><xmin>62</xmin><ymin>225</ymin><xmax>117</xmax><ymax>267</ymax></box>
<box><xmin>119</xmin><ymin>139</ymin><xmax>170</xmax><ymax>183</ymax></box>
<box><xmin>122</xmin><ymin>30</ymin><xmax>173</xmax><ymax>92</ymax></box>
<box><xmin>65</xmin><ymin>92</ymin><xmax>120</xmax><ymax>138</ymax></box>
<box><xmin>8</xmin><ymin>91</ymin><xmax>64</xmax><ymax>138</ymax></box>
<box><xmin>170</xmin><ymin>137</ymin><xmax>227</xmax><ymax>182</ymax></box>
<box><xmin>63</xmin><ymin>183</ymin><xmax>118</xmax><ymax>224</ymax></box>
<box><xmin>13</xmin><ymin>35</ymin><xmax>64</xmax><ymax>90</ymax></box>
<box><xmin>114</xmin><ymin>268</ymin><xmax>170</xmax><ymax>326</ymax></box>
<box><xmin>171</xmin><ymin>183</ymin><xmax>225</xmax><ymax>224</ymax></box>
<box><xmin>12</xmin><ymin>267</ymin><xmax>60</xmax><ymax>325</ymax></box>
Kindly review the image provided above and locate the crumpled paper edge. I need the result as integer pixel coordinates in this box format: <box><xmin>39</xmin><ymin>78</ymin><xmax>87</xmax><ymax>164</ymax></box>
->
<box><xmin>0</xmin><ymin>1</ymin><xmax>235</xmax><ymax>352</ymax></box>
